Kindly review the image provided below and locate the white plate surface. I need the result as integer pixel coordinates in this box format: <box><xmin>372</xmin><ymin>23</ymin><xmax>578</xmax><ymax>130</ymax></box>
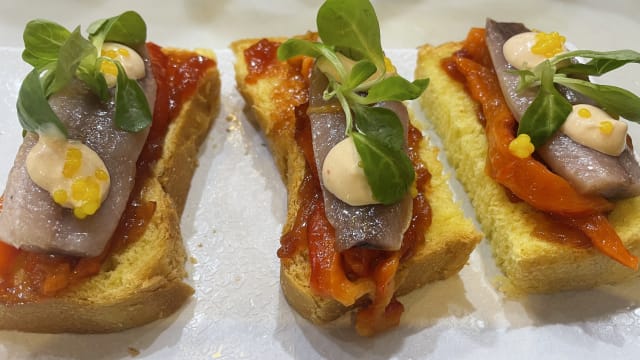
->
<box><xmin>0</xmin><ymin>1</ymin><xmax>640</xmax><ymax>359</ymax></box>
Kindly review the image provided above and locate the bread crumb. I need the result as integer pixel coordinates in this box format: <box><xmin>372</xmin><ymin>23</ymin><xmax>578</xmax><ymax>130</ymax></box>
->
<box><xmin>190</xmin><ymin>256</ymin><xmax>198</xmax><ymax>264</ymax></box>
<box><xmin>492</xmin><ymin>275</ymin><xmax>526</xmax><ymax>299</ymax></box>
<box><xmin>212</xmin><ymin>345</ymin><xmax>223</xmax><ymax>358</ymax></box>
<box><xmin>127</xmin><ymin>347</ymin><xmax>140</xmax><ymax>357</ymax></box>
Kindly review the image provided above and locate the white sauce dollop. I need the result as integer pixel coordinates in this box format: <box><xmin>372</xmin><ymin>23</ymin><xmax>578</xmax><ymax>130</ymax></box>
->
<box><xmin>503</xmin><ymin>31</ymin><xmax>565</xmax><ymax>70</ymax></box>
<box><xmin>561</xmin><ymin>104</ymin><xmax>628</xmax><ymax>156</ymax></box>
<box><xmin>26</xmin><ymin>135</ymin><xmax>111</xmax><ymax>219</ymax></box>
<box><xmin>322</xmin><ymin>136</ymin><xmax>380</xmax><ymax>206</ymax></box>
<box><xmin>100</xmin><ymin>42</ymin><xmax>146</xmax><ymax>87</ymax></box>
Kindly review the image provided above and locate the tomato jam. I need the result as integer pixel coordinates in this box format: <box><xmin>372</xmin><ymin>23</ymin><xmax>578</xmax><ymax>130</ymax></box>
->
<box><xmin>244</xmin><ymin>38</ymin><xmax>281</xmax><ymax>84</ymax></box>
<box><xmin>0</xmin><ymin>44</ymin><xmax>216</xmax><ymax>303</ymax></box>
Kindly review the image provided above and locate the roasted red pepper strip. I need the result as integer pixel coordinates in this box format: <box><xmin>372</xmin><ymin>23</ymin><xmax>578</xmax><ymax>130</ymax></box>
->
<box><xmin>307</xmin><ymin>204</ymin><xmax>373</xmax><ymax>305</ymax></box>
<box><xmin>562</xmin><ymin>214</ymin><xmax>638</xmax><ymax>270</ymax></box>
<box><xmin>354</xmin><ymin>253</ymin><xmax>403</xmax><ymax>336</ymax></box>
<box><xmin>449</xmin><ymin>28</ymin><xmax>637</xmax><ymax>269</ymax></box>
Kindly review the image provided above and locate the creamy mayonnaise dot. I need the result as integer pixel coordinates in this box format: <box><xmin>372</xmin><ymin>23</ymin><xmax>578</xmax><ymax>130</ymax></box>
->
<box><xmin>26</xmin><ymin>136</ymin><xmax>111</xmax><ymax>219</ymax></box>
<box><xmin>503</xmin><ymin>31</ymin><xmax>566</xmax><ymax>70</ymax></box>
<box><xmin>322</xmin><ymin>136</ymin><xmax>380</xmax><ymax>206</ymax></box>
<box><xmin>100</xmin><ymin>42</ymin><xmax>146</xmax><ymax>87</ymax></box>
<box><xmin>561</xmin><ymin>104</ymin><xmax>628</xmax><ymax>156</ymax></box>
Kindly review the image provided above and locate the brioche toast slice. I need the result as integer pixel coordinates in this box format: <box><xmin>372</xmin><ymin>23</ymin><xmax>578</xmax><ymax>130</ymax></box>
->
<box><xmin>232</xmin><ymin>37</ymin><xmax>481</xmax><ymax>324</ymax></box>
<box><xmin>416</xmin><ymin>42</ymin><xmax>640</xmax><ymax>293</ymax></box>
<box><xmin>0</xmin><ymin>47</ymin><xmax>220</xmax><ymax>333</ymax></box>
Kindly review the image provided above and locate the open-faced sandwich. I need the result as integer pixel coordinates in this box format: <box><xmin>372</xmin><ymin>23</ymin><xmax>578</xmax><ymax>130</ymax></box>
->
<box><xmin>0</xmin><ymin>11</ymin><xmax>220</xmax><ymax>333</ymax></box>
<box><xmin>232</xmin><ymin>0</ymin><xmax>481</xmax><ymax>335</ymax></box>
<box><xmin>416</xmin><ymin>19</ymin><xmax>640</xmax><ymax>293</ymax></box>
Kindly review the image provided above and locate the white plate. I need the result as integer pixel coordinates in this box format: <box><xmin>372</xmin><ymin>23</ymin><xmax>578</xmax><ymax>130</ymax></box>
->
<box><xmin>1</xmin><ymin>1</ymin><xmax>640</xmax><ymax>359</ymax></box>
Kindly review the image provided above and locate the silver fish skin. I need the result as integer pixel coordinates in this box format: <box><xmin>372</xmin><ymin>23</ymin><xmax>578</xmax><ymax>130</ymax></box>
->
<box><xmin>485</xmin><ymin>18</ymin><xmax>640</xmax><ymax>199</ymax></box>
<box><xmin>0</xmin><ymin>47</ymin><xmax>156</xmax><ymax>257</ymax></box>
<box><xmin>538</xmin><ymin>133</ymin><xmax>640</xmax><ymax>198</ymax></box>
<box><xmin>308</xmin><ymin>66</ymin><xmax>412</xmax><ymax>252</ymax></box>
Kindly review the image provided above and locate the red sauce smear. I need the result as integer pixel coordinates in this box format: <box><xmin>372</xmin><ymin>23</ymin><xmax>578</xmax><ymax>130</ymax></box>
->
<box><xmin>245</xmin><ymin>38</ymin><xmax>281</xmax><ymax>84</ymax></box>
<box><xmin>442</xmin><ymin>28</ymin><xmax>637</xmax><ymax>269</ymax></box>
<box><xmin>245</xmin><ymin>38</ymin><xmax>433</xmax><ymax>335</ymax></box>
<box><xmin>141</xmin><ymin>43</ymin><xmax>216</xmax><ymax>174</ymax></box>
<box><xmin>0</xmin><ymin>44</ymin><xmax>216</xmax><ymax>303</ymax></box>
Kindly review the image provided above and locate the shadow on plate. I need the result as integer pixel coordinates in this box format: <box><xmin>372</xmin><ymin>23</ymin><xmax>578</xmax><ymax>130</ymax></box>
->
<box><xmin>505</xmin><ymin>276</ymin><xmax>640</xmax><ymax>346</ymax></box>
<box><xmin>0</xmin><ymin>298</ymin><xmax>196</xmax><ymax>360</ymax></box>
<box><xmin>274</xmin><ymin>274</ymin><xmax>475</xmax><ymax>359</ymax></box>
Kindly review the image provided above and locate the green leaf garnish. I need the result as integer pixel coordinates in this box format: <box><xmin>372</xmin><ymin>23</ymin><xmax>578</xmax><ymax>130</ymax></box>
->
<box><xmin>352</xmin><ymin>133</ymin><xmax>415</xmax><ymax>205</ymax></box>
<box><xmin>46</xmin><ymin>27</ymin><xmax>96</xmax><ymax>96</ymax></box>
<box><xmin>554</xmin><ymin>76</ymin><xmax>640</xmax><ymax>121</ymax></box>
<box><xmin>343</xmin><ymin>60</ymin><xmax>377</xmax><ymax>91</ymax></box>
<box><xmin>88</xmin><ymin>10</ymin><xmax>146</xmax><ymax>51</ymax></box>
<box><xmin>16</xmin><ymin>69</ymin><xmax>67</xmax><ymax>138</ymax></box>
<box><xmin>22</xmin><ymin>19</ymin><xmax>71</xmax><ymax>71</ymax></box>
<box><xmin>114</xmin><ymin>61</ymin><xmax>152</xmax><ymax>132</ymax></box>
<box><xmin>518</xmin><ymin>62</ymin><xmax>572</xmax><ymax>147</ymax></box>
<box><xmin>316</xmin><ymin>0</ymin><xmax>384</xmax><ymax>69</ymax></box>
<box><xmin>277</xmin><ymin>38</ymin><xmax>326</xmax><ymax>59</ymax></box>
<box><xmin>554</xmin><ymin>49</ymin><xmax>640</xmax><ymax>76</ymax></box>
<box><xmin>516</xmin><ymin>47</ymin><xmax>640</xmax><ymax>146</ymax></box>
<box><xmin>76</xmin><ymin>53</ymin><xmax>110</xmax><ymax>101</ymax></box>
<box><xmin>277</xmin><ymin>0</ymin><xmax>428</xmax><ymax>204</ymax></box>
<box><xmin>354</xmin><ymin>105</ymin><xmax>405</xmax><ymax>151</ymax></box>
<box><xmin>16</xmin><ymin>11</ymin><xmax>150</xmax><ymax>138</ymax></box>
<box><xmin>512</xmin><ymin>68</ymin><xmax>538</xmax><ymax>92</ymax></box>
<box><xmin>352</xmin><ymin>105</ymin><xmax>414</xmax><ymax>204</ymax></box>
<box><xmin>359</xmin><ymin>77</ymin><xmax>429</xmax><ymax>104</ymax></box>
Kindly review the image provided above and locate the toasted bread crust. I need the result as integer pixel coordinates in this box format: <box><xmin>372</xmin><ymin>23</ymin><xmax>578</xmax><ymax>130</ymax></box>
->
<box><xmin>0</xmin><ymin>48</ymin><xmax>220</xmax><ymax>333</ymax></box>
<box><xmin>232</xmin><ymin>38</ymin><xmax>480</xmax><ymax>324</ymax></box>
<box><xmin>416</xmin><ymin>42</ymin><xmax>640</xmax><ymax>293</ymax></box>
